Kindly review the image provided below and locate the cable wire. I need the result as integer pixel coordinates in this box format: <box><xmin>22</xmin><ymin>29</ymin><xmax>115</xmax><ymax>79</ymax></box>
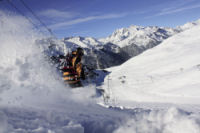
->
<box><xmin>19</xmin><ymin>0</ymin><xmax>57</xmax><ymax>39</ymax></box>
<box><xmin>6</xmin><ymin>0</ymin><xmax>39</xmax><ymax>30</ymax></box>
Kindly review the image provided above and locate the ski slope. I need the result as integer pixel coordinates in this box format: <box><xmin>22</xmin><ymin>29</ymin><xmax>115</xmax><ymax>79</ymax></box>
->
<box><xmin>101</xmin><ymin>22</ymin><xmax>200</xmax><ymax>108</ymax></box>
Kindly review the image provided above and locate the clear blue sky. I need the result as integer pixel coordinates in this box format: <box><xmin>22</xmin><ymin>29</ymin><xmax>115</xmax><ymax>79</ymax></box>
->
<box><xmin>1</xmin><ymin>0</ymin><xmax>200</xmax><ymax>38</ymax></box>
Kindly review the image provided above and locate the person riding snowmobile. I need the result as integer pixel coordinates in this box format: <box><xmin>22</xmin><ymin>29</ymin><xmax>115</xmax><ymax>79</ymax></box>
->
<box><xmin>62</xmin><ymin>47</ymin><xmax>85</xmax><ymax>87</ymax></box>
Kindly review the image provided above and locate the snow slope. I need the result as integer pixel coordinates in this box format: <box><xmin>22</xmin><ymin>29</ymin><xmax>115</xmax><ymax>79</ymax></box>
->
<box><xmin>101</xmin><ymin>22</ymin><xmax>200</xmax><ymax>107</ymax></box>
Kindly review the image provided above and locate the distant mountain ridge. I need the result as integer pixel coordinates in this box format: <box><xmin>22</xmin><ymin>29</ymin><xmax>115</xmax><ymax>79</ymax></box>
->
<box><xmin>99</xmin><ymin>25</ymin><xmax>178</xmax><ymax>47</ymax></box>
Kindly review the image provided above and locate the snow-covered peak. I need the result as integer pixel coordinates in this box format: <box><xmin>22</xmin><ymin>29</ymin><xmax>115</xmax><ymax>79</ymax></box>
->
<box><xmin>99</xmin><ymin>25</ymin><xmax>178</xmax><ymax>48</ymax></box>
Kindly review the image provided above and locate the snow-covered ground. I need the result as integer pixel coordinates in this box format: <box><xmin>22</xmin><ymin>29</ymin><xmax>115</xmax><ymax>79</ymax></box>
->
<box><xmin>1</xmin><ymin>10</ymin><xmax>200</xmax><ymax>133</ymax></box>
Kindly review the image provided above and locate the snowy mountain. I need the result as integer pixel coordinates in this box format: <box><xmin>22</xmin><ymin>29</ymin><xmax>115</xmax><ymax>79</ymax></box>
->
<box><xmin>99</xmin><ymin>25</ymin><xmax>177</xmax><ymax>47</ymax></box>
<box><xmin>59</xmin><ymin>26</ymin><xmax>179</xmax><ymax>69</ymax></box>
<box><xmin>50</xmin><ymin>19</ymin><xmax>200</xmax><ymax>70</ymax></box>
<box><xmin>100</xmin><ymin>21</ymin><xmax>200</xmax><ymax>107</ymax></box>
<box><xmin>63</xmin><ymin>19</ymin><xmax>200</xmax><ymax>65</ymax></box>
<box><xmin>99</xmin><ymin>25</ymin><xmax>179</xmax><ymax>57</ymax></box>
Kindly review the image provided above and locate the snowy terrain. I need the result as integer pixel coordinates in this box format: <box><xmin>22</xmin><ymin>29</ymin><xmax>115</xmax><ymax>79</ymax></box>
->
<box><xmin>1</xmin><ymin>10</ymin><xmax>200</xmax><ymax>133</ymax></box>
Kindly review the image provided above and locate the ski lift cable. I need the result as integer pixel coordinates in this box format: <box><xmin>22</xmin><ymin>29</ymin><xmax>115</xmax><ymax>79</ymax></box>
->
<box><xmin>19</xmin><ymin>0</ymin><xmax>57</xmax><ymax>39</ymax></box>
<box><xmin>5</xmin><ymin>0</ymin><xmax>39</xmax><ymax>29</ymax></box>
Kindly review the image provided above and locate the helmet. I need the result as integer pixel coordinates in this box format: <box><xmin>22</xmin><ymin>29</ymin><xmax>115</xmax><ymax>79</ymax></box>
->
<box><xmin>76</xmin><ymin>47</ymin><xmax>84</xmax><ymax>56</ymax></box>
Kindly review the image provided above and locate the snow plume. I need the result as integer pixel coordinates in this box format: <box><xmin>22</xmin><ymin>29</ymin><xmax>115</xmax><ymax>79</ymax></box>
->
<box><xmin>0</xmin><ymin>10</ymin><xmax>96</xmax><ymax>109</ymax></box>
<box><xmin>0</xmin><ymin>11</ymin><xmax>128</xmax><ymax>133</ymax></box>
<box><xmin>114</xmin><ymin>107</ymin><xmax>200</xmax><ymax>133</ymax></box>
<box><xmin>0</xmin><ymin>111</ymin><xmax>8</xmax><ymax>133</ymax></box>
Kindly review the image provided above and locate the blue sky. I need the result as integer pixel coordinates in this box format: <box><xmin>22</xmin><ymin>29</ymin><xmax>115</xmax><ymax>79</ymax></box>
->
<box><xmin>1</xmin><ymin>0</ymin><xmax>200</xmax><ymax>38</ymax></box>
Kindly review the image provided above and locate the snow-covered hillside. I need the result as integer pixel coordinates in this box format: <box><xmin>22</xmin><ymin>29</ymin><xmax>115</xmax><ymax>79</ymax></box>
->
<box><xmin>101</xmin><ymin>21</ymin><xmax>200</xmax><ymax>107</ymax></box>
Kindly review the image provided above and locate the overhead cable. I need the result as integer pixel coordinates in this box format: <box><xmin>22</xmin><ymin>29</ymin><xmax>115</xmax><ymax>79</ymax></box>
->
<box><xmin>19</xmin><ymin>0</ymin><xmax>57</xmax><ymax>39</ymax></box>
<box><xmin>6</xmin><ymin>0</ymin><xmax>39</xmax><ymax>29</ymax></box>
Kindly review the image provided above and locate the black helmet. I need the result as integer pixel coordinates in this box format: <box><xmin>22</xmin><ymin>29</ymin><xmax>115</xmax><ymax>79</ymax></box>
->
<box><xmin>76</xmin><ymin>47</ymin><xmax>84</xmax><ymax>56</ymax></box>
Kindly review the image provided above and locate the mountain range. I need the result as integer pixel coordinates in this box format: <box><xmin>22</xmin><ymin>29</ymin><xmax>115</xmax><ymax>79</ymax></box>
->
<box><xmin>44</xmin><ymin>19</ymin><xmax>200</xmax><ymax>69</ymax></box>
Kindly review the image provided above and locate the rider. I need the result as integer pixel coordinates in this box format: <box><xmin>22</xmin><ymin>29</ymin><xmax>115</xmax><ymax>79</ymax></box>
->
<box><xmin>62</xmin><ymin>47</ymin><xmax>85</xmax><ymax>87</ymax></box>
